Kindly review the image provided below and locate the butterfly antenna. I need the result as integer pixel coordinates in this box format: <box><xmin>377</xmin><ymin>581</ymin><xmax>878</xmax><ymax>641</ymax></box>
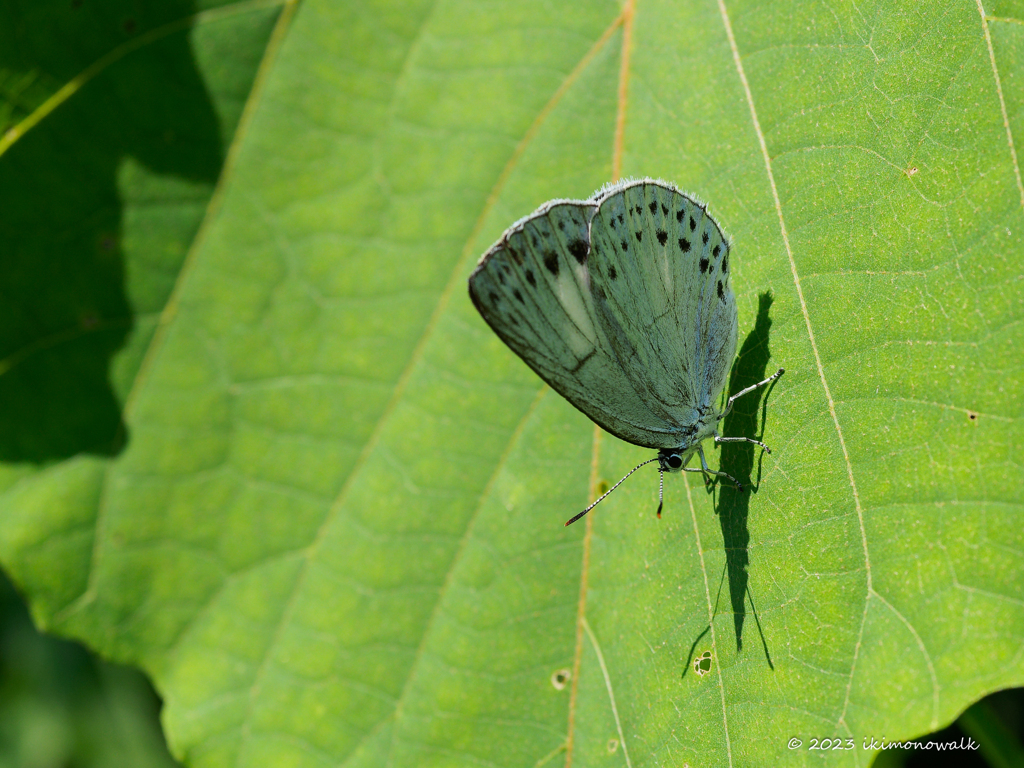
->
<box><xmin>565</xmin><ymin>457</ymin><xmax>661</xmax><ymax>527</ymax></box>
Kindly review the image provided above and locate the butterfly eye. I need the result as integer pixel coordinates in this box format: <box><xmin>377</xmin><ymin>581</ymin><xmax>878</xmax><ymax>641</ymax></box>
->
<box><xmin>656</xmin><ymin>450</ymin><xmax>686</xmax><ymax>474</ymax></box>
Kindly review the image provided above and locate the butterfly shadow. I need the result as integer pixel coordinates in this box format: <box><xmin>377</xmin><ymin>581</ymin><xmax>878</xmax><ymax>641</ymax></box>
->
<box><xmin>712</xmin><ymin>291</ymin><xmax>780</xmax><ymax>663</ymax></box>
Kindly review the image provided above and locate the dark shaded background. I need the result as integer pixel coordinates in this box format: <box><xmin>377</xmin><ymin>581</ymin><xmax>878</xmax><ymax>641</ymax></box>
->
<box><xmin>0</xmin><ymin>0</ymin><xmax>224</xmax><ymax>461</ymax></box>
<box><xmin>0</xmin><ymin>0</ymin><xmax>276</xmax><ymax>764</ymax></box>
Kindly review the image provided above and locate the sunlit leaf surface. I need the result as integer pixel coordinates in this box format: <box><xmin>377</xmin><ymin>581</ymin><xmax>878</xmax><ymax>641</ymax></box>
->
<box><xmin>1</xmin><ymin>0</ymin><xmax>1022</xmax><ymax>765</ymax></box>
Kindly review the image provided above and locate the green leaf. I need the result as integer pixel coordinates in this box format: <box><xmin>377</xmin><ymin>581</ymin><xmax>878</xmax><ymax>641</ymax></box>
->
<box><xmin>2</xmin><ymin>0</ymin><xmax>1023</xmax><ymax>766</ymax></box>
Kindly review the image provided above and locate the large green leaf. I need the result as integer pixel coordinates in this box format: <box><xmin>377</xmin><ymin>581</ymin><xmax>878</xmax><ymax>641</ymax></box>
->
<box><xmin>1</xmin><ymin>0</ymin><xmax>1022</xmax><ymax>766</ymax></box>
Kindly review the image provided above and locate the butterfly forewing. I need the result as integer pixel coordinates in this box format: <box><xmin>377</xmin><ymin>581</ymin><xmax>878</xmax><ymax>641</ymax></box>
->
<box><xmin>469</xmin><ymin>199</ymin><xmax>675</xmax><ymax>448</ymax></box>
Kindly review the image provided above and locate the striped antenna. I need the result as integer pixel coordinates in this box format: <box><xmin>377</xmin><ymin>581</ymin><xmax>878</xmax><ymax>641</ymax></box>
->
<box><xmin>564</xmin><ymin>457</ymin><xmax>661</xmax><ymax>526</ymax></box>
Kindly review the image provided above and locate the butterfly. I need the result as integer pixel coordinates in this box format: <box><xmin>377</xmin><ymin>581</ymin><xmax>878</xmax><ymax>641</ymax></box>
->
<box><xmin>468</xmin><ymin>178</ymin><xmax>783</xmax><ymax>526</ymax></box>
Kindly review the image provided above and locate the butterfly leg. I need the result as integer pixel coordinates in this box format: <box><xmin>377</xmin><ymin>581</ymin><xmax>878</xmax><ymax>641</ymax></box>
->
<box><xmin>691</xmin><ymin>445</ymin><xmax>743</xmax><ymax>491</ymax></box>
<box><xmin>714</xmin><ymin>434</ymin><xmax>771</xmax><ymax>454</ymax></box>
<box><xmin>682</xmin><ymin>466</ymin><xmax>715</xmax><ymax>491</ymax></box>
<box><xmin>678</xmin><ymin>450</ymin><xmax>710</xmax><ymax>489</ymax></box>
<box><xmin>718</xmin><ymin>367</ymin><xmax>785</xmax><ymax>420</ymax></box>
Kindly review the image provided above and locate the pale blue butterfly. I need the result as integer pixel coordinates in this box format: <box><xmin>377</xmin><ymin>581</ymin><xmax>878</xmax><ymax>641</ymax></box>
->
<box><xmin>469</xmin><ymin>179</ymin><xmax>783</xmax><ymax>525</ymax></box>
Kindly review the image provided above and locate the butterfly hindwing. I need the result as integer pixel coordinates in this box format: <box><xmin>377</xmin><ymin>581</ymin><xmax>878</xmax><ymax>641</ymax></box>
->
<box><xmin>469</xmin><ymin>199</ymin><xmax>676</xmax><ymax>448</ymax></box>
<box><xmin>588</xmin><ymin>180</ymin><xmax>737</xmax><ymax>422</ymax></box>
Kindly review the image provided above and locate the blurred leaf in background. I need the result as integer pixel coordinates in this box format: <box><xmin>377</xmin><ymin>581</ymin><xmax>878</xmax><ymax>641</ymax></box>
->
<box><xmin>0</xmin><ymin>0</ymin><xmax>1022</xmax><ymax>766</ymax></box>
<box><xmin>0</xmin><ymin>570</ymin><xmax>180</xmax><ymax>768</ymax></box>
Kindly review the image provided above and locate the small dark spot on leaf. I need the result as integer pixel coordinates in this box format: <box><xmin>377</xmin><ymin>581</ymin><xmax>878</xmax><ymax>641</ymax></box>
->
<box><xmin>657</xmin><ymin>230</ymin><xmax>668</xmax><ymax>245</ymax></box>
<box><xmin>679</xmin><ymin>238</ymin><xmax>690</xmax><ymax>252</ymax></box>
<box><xmin>551</xmin><ymin>669</ymin><xmax>571</xmax><ymax>690</ymax></box>
<box><xmin>968</xmin><ymin>410</ymin><xmax>978</xmax><ymax>421</ymax></box>
<box><xmin>700</xmin><ymin>257</ymin><xmax>709</xmax><ymax>273</ymax></box>
<box><xmin>525</xmin><ymin>269</ymin><xmax>536</xmax><ymax>287</ymax></box>
<box><xmin>544</xmin><ymin>252</ymin><xmax>559</xmax><ymax>275</ymax></box>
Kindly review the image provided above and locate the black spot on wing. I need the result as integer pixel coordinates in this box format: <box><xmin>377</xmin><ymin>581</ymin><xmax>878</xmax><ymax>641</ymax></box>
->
<box><xmin>702</xmin><ymin>231</ymin><xmax>709</xmax><ymax>245</ymax></box>
<box><xmin>621</xmin><ymin>239</ymin><xmax>629</xmax><ymax>251</ymax></box>
<box><xmin>635</xmin><ymin>230</ymin><xmax>643</xmax><ymax>242</ymax></box>
<box><xmin>700</xmin><ymin>257</ymin><xmax>709</xmax><ymax>273</ymax></box>
<box><xmin>712</xmin><ymin>245</ymin><xmax>720</xmax><ymax>258</ymax></box>
<box><xmin>489</xmin><ymin>291</ymin><xmax>499</xmax><ymax>304</ymax></box>
<box><xmin>648</xmin><ymin>201</ymin><xmax>658</xmax><ymax>214</ymax></box>
<box><xmin>657</xmin><ymin>230</ymin><xmax>668</xmax><ymax>245</ymax></box>
<box><xmin>530</xmin><ymin>234</ymin><xmax>539</xmax><ymax>249</ymax></box>
<box><xmin>568</xmin><ymin>239</ymin><xmax>588</xmax><ymax>264</ymax></box>
<box><xmin>689</xmin><ymin>215</ymin><xmax>696</xmax><ymax>231</ymax></box>
<box><xmin>618</xmin><ymin>213</ymin><xmax>625</xmax><ymax>225</ymax></box>
<box><xmin>525</xmin><ymin>269</ymin><xmax>536</xmax><ymax>287</ymax></box>
<box><xmin>544</xmin><ymin>251</ymin><xmax>559</xmax><ymax>276</ymax></box>
<box><xmin>679</xmin><ymin>238</ymin><xmax>690</xmax><ymax>252</ymax></box>
<box><xmin>661</xmin><ymin>203</ymin><xmax>669</xmax><ymax>215</ymax></box>
<box><xmin>609</xmin><ymin>265</ymin><xmax>617</xmax><ymax>280</ymax></box>
<box><xmin>497</xmin><ymin>270</ymin><xmax>506</xmax><ymax>285</ymax></box>
<box><xmin>514</xmin><ymin>288</ymin><xmax>525</xmax><ymax>304</ymax></box>
<box><xmin>508</xmin><ymin>246</ymin><xmax>524</xmax><ymax>265</ymax></box>
<box><xmin>722</xmin><ymin>250</ymin><xmax>728</xmax><ymax>273</ymax></box>
<box><xmin>676</xmin><ymin>208</ymin><xmax>684</xmax><ymax>223</ymax></box>
<box><xmin>717</xmin><ymin>280</ymin><xmax>724</xmax><ymax>301</ymax></box>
